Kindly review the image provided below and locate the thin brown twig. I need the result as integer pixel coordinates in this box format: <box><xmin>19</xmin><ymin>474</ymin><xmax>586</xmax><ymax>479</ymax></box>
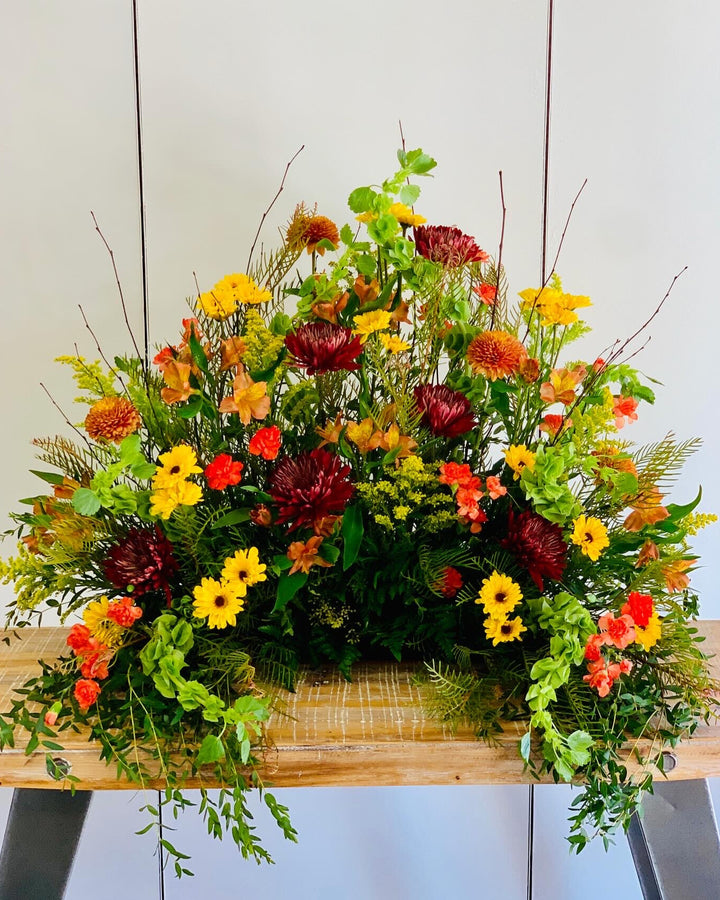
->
<box><xmin>399</xmin><ymin>119</ymin><xmax>407</xmax><ymax>153</ymax></box>
<box><xmin>39</xmin><ymin>383</ymin><xmax>99</xmax><ymax>461</ymax></box>
<box><xmin>246</xmin><ymin>145</ymin><xmax>304</xmax><ymax>273</ymax></box>
<box><xmin>78</xmin><ymin>305</ymin><xmax>128</xmax><ymax>393</ymax></box>
<box><xmin>490</xmin><ymin>171</ymin><xmax>507</xmax><ymax>331</ymax></box>
<box><xmin>521</xmin><ymin>179</ymin><xmax>588</xmax><ymax>343</ymax></box>
<box><xmin>90</xmin><ymin>212</ymin><xmax>144</xmax><ymax>367</ymax></box>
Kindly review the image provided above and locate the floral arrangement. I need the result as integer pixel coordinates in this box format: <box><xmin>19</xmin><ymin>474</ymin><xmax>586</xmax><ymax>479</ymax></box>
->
<box><xmin>1</xmin><ymin>148</ymin><xmax>717</xmax><ymax>872</ymax></box>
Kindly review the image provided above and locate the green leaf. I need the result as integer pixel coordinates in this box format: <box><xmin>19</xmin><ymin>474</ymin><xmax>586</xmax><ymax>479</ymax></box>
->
<box><xmin>187</xmin><ymin>326</ymin><xmax>209</xmax><ymax>374</ymax></box>
<box><xmin>119</xmin><ymin>433</ymin><xmax>142</xmax><ymax>463</ymax></box>
<box><xmin>131</xmin><ymin>461</ymin><xmax>157</xmax><ymax>480</ymax></box>
<box><xmin>314</xmin><ymin>238</ymin><xmax>337</xmax><ymax>254</ymax></box>
<box><xmin>319</xmin><ymin>543</ymin><xmax>340</xmax><ymax>565</ymax></box>
<box><xmin>72</xmin><ymin>488</ymin><xmax>101</xmax><ymax>516</ymax></box>
<box><xmin>272</xmin><ymin>554</ymin><xmax>293</xmax><ymax>571</ymax></box>
<box><xmin>666</xmin><ymin>486</ymin><xmax>702</xmax><ymax>523</ymax></box>
<box><xmin>340</xmin><ymin>224</ymin><xmax>354</xmax><ymax>246</ymax></box>
<box><xmin>342</xmin><ymin>505</ymin><xmax>364</xmax><ymax>570</ymax></box>
<box><xmin>348</xmin><ymin>186</ymin><xmax>379</xmax><ymax>213</ymax></box>
<box><xmin>196</xmin><ymin>734</ymin><xmax>225</xmax><ymax>766</ymax></box>
<box><xmin>399</xmin><ymin>184</ymin><xmax>421</xmax><ymax>206</ymax></box>
<box><xmin>273</xmin><ymin>572</ymin><xmax>308</xmax><ymax>613</ymax></box>
<box><xmin>176</xmin><ymin>394</ymin><xmax>203</xmax><ymax>419</ymax></box>
<box><xmin>211</xmin><ymin>509</ymin><xmax>251</xmax><ymax>528</ymax></box>
<box><xmin>356</xmin><ymin>254</ymin><xmax>377</xmax><ymax>279</ymax></box>
<box><xmin>519</xmin><ymin>731</ymin><xmax>531</xmax><ymax>763</ymax></box>
<box><xmin>29</xmin><ymin>469</ymin><xmax>65</xmax><ymax>486</ymax></box>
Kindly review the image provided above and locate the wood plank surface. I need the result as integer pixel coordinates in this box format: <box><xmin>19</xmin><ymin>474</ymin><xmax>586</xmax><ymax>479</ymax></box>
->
<box><xmin>0</xmin><ymin>624</ymin><xmax>718</xmax><ymax>790</ymax></box>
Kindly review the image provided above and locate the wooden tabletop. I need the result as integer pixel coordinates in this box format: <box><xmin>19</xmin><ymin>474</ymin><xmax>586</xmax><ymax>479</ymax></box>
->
<box><xmin>0</xmin><ymin>625</ymin><xmax>718</xmax><ymax>790</ymax></box>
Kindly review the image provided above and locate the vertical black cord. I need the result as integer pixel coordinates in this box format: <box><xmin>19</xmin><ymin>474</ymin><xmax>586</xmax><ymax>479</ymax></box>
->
<box><xmin>132</xmin><ymin>0</ymin><xmax>151</xmax><ymax>370</ymax></box>
<box><xmin>528</xmin><ymin>4</ymin><xmax>555</xmax><ymax>900</ymax></box>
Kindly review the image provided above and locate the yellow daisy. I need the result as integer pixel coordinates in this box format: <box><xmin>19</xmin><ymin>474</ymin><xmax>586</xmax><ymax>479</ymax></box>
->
<box><xmin>353</xmin><ymin>310</ymin><xmax>393</xmax><ymax>344</ymax></box>
<box><xmin>192</xmin><ymin>577</ymin><xmax>245</xmax><ymax>629</ymax></box>
<box><xmin>83</xmin><ymin>596</ymin><xmax>124</xmax><ymax>647</ymax></box>
<box><xmin>476</xmin><ymin>571</ymin><xmax>523</xmax><ymax>618</ymax></box>
<box><xmin>216</xmin><ymin>273</ymin><xmax>272</xmax><ymax>306</ymax></box>
<box><xmin>197</xmin><ymin>286</ymin><xmax>238</xmax><ymax>320</ymax></box>
<box><xmin>150</xmin><ymin>480</ymin><xmax>203</xmax><ymax>520</ymax></box>
<box><xmin>571</xmin><ymin>514</ymin><xmax>610</xmax><ymax>562</ymax></box>
<box><xmin>518</xmin><ymin>287</ymin><xmax>592</xmax><ymax>327</ymax></box>
<box><xmin>504</xmin><ymin>445</ymin><xmax>536</xmax><ymax>481</ymax></box>
<box><xmin>153</xmin><ymin>445</ymin><xmax>203</xmax><ymax>489</ymax></box>
<box><xmin>635</xmin><ymin>612</ymin><xmax>662</xmax><ymax>651</ymax></box>
<box><xmin>484</xmin><ymin>615</ymin><xmax>527</xmax><ymax>646</ymax></box>
<box><xmin>379</xmin><ymin>333</ymin><xmax>411</xmax><ymax>354</ymax></box>
<box><xmin>389</xmin><ymin>203</ymin><xmax>427</xmax><ymax>227</ymax></box>
<box><xmin>221</xmin><ymin>547</ymin><xmax>267</xmax><ymax>594</ymax></box>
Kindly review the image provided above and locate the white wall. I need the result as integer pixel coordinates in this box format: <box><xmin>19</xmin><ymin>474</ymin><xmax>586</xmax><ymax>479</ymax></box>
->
<box><xmin>1</xmin><ymin>2</ymin><xmax>718</xmax><ymax>898</ymax></box>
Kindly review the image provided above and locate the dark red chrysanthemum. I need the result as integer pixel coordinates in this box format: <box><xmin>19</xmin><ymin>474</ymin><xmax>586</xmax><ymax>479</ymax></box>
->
<box><xmin>104</xmin><ymin>525</ymin><xmax>178</xmax><ymax>604</ymax></box>
<box><xmin>414</xmin><ymin>383</ymin><xmax>477</xmax><ymax>438</ymax></box>
<box><xmin>285</xmin><ymin>322</ymin><xmax>364</xmax><ymax>376</ymax></box>
<box><xmin>269</xmin><ymin>448</ymin><xmax>354</xmax><ymax>532</ymax></box>
<box><xmin>501</xmin><ymin>509</ymin><xmax>568</xmax><ymax>591</ymax></box>
<box><xmin>413</xmin><ymin>225</ymin><xmax>489</xmax><ymax>268</ymax></box>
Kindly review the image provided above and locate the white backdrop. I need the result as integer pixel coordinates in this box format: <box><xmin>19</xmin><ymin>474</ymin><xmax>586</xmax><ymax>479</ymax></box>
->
<box><xmin>1</xmin><ymin>2</ymin><xmax>718</xmax><ymax>898</ymax></box>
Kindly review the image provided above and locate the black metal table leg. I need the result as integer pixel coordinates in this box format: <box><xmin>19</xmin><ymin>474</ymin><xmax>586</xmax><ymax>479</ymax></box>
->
<box><xmin>0</xmin><ymin>789</ymin><xmax>92</xmax><ymax>900</ymax></box>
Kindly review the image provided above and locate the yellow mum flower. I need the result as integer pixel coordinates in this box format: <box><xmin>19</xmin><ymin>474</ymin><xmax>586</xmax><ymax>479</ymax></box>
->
<box><xmin>635</xmin><ymin>612</ymin><xmax>662</xmax><ymax>651</ymax></box>
<box><xmin>389</xmin><ymin>203</ymin><xmax>427</xmax><ymax>227</ymax></box>
<box><xmin>476</xmin><ymin>571</ymin><xmax>523</xmax><ymax>618</ymax></box>
<box><xmin>192</xmin><ymin>577</ymin><xmax>245</xmax><ymax>629</ymax></box>
<box><xmin>571</xmin><ymin>514</ymin><xmax>610</xmax><ymax>561</ymax></box>
<box><xmin>518</xmin><ymin>286</ymin><xmax>592</xmax><ymax>327</ymax></box>
<box><xmin>150</xmin><ymin>480</ymin><xmax>203</xmax><ymax>520</ymax></box>
<box><xmin>504</xmin><ymin>445</ymin><xmax>536</xmax><ymax>480</ymax></box>
<box><xmin>484</xmin><ymin>615</ymin><xmax>527</xmax><ymax>646</ymax></box>
<box><xmin>217</xmin><ymin>273</ymin><xmax>272</xmax><ymax>306</ymax></box>
<box><xmin>197</xmin><ymin>286</ymin><xmax>238</xmax><ymax>320</ymax></box>
<box><xmin>380</xmin><ymin>333</ymin><xmax>411</xmax><ymax>354</ymax></box>
<box><xmin>83</xmin><ymin>596</ymin><xmax>124</xmax><ymax>647</ymax></box>
<box><xmin>221</xmin><ymin>547</ymin><xmax>267</xmax><ymax>594</ymax></box>
<box><xmin>153</xmin><ymin>445</ymin><xmax>203</xmax><ymax>489</ymax></box>
<box><xmin>353</xmin><ymin>309</ymin><xmax>393</xmax><ymax>344</ymax></box>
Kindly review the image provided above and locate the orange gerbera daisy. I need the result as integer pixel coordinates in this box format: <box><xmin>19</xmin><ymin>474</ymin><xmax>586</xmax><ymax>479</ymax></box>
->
<box><xmin>85</xmin><ymin>397</ymin><xmax>142</xmax><ymax>443</ymax></box>
<box><xmin>466</xmin><ymin>331</ymin><xmax>526</xmax><ymax>380</ymax></box>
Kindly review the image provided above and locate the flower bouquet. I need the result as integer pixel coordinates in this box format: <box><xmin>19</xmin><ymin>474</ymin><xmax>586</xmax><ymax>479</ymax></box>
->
<box><xmin>1</xmin><ymin>148</ymin><xmax>717</xmax><ymax>871</ymax></box>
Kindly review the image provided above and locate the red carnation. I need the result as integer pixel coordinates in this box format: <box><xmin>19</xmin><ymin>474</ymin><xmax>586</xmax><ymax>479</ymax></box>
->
<box><xmin>106</xmin><ymin>596</ymin><xmax>143</xmax><ymax>628</ymax></box>
<box><xmin>104</xmin><ymin>526</ymin><xmax>178</xmax><ymax>604</ymax></box>
<box><xmin>269</xmin><ymin>448</ymin><xmax>354</xmax><ymax>532</ymax></box>
<box><xmin>67</xmin><ymin>623</ymin><xmax>92</xmax><ymax>654</ymax></box>
<box><xmin>436</xmin><ymin>566</ymin><xmax>463</xmax><ymax>598</ymax></box>
<box><xmin>621</xmin><ymin>591</ymin><xmax>654</xmax><ymax>628</ymax></box>
<box><xmin>413</xmin><ymin>225</ymin><xmax>489</xmax><ymax>268</ymax></box>
<box><xmin>205</xmin><ymin>453</ymin><xmax>244</xmax><ymax>490</ymax></box>
<box><xmin>74</xmin><ymin>679</ymin><xmax>101</xmax><ymax>711</ymax></box>
<box><xmin>414</xmin><ymin>384</ymin><xmax>477</xmax><ymax>438</ymax></box>
<box><xmin>248</xmin><ymin>425</ymin><xmax>282</xmax><ymax>460</ymax></box>
<box><xmin>501</xmin><ymin>509</ymin><xmax>568</xmax><ymax>591</ymax></box>
<box><xmin>285</xmin><ymin>322</ymin><xmax>363</xmax><ymax>376</ymax></box>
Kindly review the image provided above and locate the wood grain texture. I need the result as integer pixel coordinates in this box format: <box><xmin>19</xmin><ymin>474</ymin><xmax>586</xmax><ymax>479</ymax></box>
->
<box><xmin>0</xmin><ymin>624</ymin><xmax>718</xmax><ymax>790</ymax></box>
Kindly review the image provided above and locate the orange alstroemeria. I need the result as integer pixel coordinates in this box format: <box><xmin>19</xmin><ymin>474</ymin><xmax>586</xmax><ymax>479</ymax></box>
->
<box><xmin>219</xmin><ymin>366</ymin><xmax>270</xmax><ymax>425</ymax></box>
<box><xmin>624</xmin><ymin>487</ymin><xmax>669</xmax><ymax>532</ymax></box>
<box><xmin>353</xmin><ymin>276</ymin><xmax>380</xmax><ymax>306</ymax></box>
<box><xmin>539</xmin><ymin>366</ymin><xmax>587</xmax><ymax>407</ymax></box>
<box><xmin>662</xmin><ymin>559</ymin><xmax>694</xmax><ymax>592</ymax></box>
<box><xmin>636</xmin><ymin>540</ymin><xmax>660</xmax><ymax>568</ymax></box>
<box><xmin>378</xmin><ymin>424</ymin><xmax>417</xmax><ymax>460</ymax></box>
<box><xmin>390</xmin><ymin>300</ymin><xmax>412</xmax><ymax>326</ymax></box>
<box><xmin>312</xmin><ymin>291</ymin><xmax>349</xmax><ymax>324</ymax></box>
<box><xmin>220</xmin><ymin>336</ymin><xmax>248</xmax><ymax>371</ymax></box>
<box><xmin>316</xmin><ymin>414</ymin><xmax>345</xmax><ymax>447</ymax></box>
<box><xmin>346</xmin><ymin>418</ymin><xmax>383</xmax><ymax>454</ymax></box>
<box><xmin>286</xmin><ymin>536</ymin><xmax>334</xmax><ymax>575</ymax></box>
<box><xmin>160</xmin><ymin>360</ymin><xmax>196</xmax><ymax>405</ymax></box>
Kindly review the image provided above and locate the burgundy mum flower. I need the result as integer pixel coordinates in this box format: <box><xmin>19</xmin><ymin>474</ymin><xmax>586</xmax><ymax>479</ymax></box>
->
<box><xmin>501</xmin><ymin>509</ymin><xmax>568</xmax><ymax>591</ymax></box>
<box><xmin>413</xmin><ymin>225</ymin><xmax>489</xmax><ymax>268</ymax></box>
<box><xmin>414</xmin><ymin>383</ymin><xmax>477</xmax><ymax>438</ymax></box>
<box><xmin>104</xmin><ymin>526</ymin><xmax>178</xmax><ymax>605</ymax></box>
<box><xmin>269</xmin><ymin>448</ymin><xmax>354</xmax><ymax>532</ymax></box>
<box><xmin>285</xmin><ymin>322</ymin><xmax>364</xmax><ymax>376</ymax></box>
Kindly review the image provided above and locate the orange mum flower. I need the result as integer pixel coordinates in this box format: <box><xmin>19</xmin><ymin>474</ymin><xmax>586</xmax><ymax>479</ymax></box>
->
<box><xmin>286</xmin><ymin>204</ymin><xmax>339</xmax><ymax>255</ymax></box>
<box><xmin>466</xmin><ymin>331</ymin><xmax>526</xmax><ymax>380</ymax></box>
<box><xmin>85</xmin><ymin>397</ymin><xmax>142</xmax><ymax>443</ymax></box>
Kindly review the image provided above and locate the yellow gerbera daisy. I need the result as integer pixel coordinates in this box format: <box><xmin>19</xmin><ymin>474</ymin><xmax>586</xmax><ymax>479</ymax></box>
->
<box><xmin>353</xmin><ymin>309</ymin><xmax>393</xmax><ymax>344</ymax></box>
<box><xmin>476</xmin><ymin>571</ymin><xmax>523</xmax><ymax>618</ymax></box>
<box><xmin>197</xmin><ymin>286</ymin><xmax>238</xmax><ymax>320</ymax></box>
<box><xmin>571</xmin><ymin>514</ymin><xmax>610</xmax><ymax>562</ymax></box>
<box><xmin>484</xmin><ymin>615</ymin><xmax>527</xmax><ymax>646</ymax></box>
<box><xmin>379</xmin><ymin>333</ymin><xmax>411</xmax><ymax>354</ymax></box>
<box><xmin>221</xmin><ymin>547</ymin><xmax>267</xmax><ymax>594</ymax></box>
<box><xmin>216</xmin><ymin>273</ymin><xmax>272</xmax><ymax>306</ymax></box>
<box><xmin>150</xmin><ymin>480</ymin><xmax>203</xmax><ymax>520</ymax></box>
<box><xmin>504</xmin><ymin>445</ymin><xmax>536</xmax><ymax>481</ymax></box>
<box><xmin>153</xmin><ymin>445</ymin><xmax>203</xmax><ymax>489</ymax></box>
<box><xmin>192</xmin><ymin>577</ymin><xmax>245</xmax><ymax>629</ymax></box>
<box><xmin>83</xmin><ymin>596</ymin><xmax>124</xmax><ymax>647</ymax></box>
<box><xmin>635</xmin><ymin>612</ymin><xmax>662</xmax><ymax>651</ymax></box>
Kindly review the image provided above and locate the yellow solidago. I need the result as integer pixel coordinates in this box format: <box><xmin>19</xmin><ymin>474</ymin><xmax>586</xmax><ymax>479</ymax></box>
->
<box><xmin>353</xmin><ymin>309</ymin><xmax>392</xmax><ymax>343</ymax></box>
<box><xmin>242</xmin><ymin>308</ymin><xmax>286</xmax><ymax>372</ymax></box>
<box><xmin>681</xmin><ymin>512</ymin><xmax>718</xmax><ymax>536</ymax></box>
<box><xmin>571</xmin><ymin>514</ymin><xmax>610</xmax><ymax>561</ymax></box>
<box><xmin>484</xmin><ymin>615</ymin><xmax>527</xmax><ymax>646</ymax></box>
<box><xmin>504</xmin><ymin>445</ymin><xmax>536</xmax><ymax>481</ymax></box>
<box><xmin>56</xmin><ymin>356</ymin><xmax>119</xmax><ymax>405</ymax></box>
<box><xmin>635</xmin><ymin>612</ymin><xmax>662</xmax><ymax>651</ymax></box>
<box><xmin>476</xmin><ymin>572</ymin><xmax>523</xmax><ymax>618</ymax></box>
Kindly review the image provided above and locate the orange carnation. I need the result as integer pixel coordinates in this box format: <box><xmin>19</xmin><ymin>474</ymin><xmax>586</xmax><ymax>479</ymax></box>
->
<box><xmin>85</xmin><ymin>397</ymin><xmax>142</xmax><ymax>443</ymax></box>
<box><xmin>466</xmin><ymin>331</ymin><xmax>526</xmax><ymax>380</ymax></box>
